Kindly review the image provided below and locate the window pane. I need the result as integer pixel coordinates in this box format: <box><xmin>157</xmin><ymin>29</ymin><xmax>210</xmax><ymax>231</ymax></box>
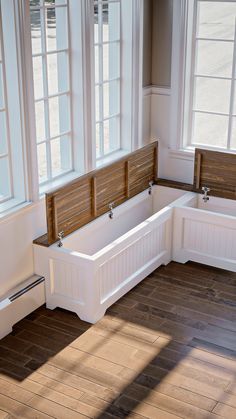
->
<box><xmin>95</xmin><ymin>85</ymin><xmax>100</xmax><ymax>121</ymax></box>
<box><xmin>233</xmin><ymin>85</ymin><xmax>236</xmax><ymax>115</ymax></box>
<box><xmin>49</xmin><ymin>94</ymin><xmax>70</xmax><ymax>137</ymax></box>
<box><xmin>195</xmin><ymin>40</ymin><xmax>233</xmax><ymax>78</ymax></box>
<box><xmin>51</xmin><ymin>135</ymin><xmax>71</xmax><ymax>177</ymax></box>
<box><xmin>47</xmin><ymin>52</ymin><xmax>69</xmax><ymax>95</ymax></box>
<box><xmin>45</xmin><ymin>0</ymin><xmax>67</xmax><ymax>5</ymax></box>
<box><xmin>30</xmin><ymin>0</ymin><xmax>41</xmax><ymax>6</ymax></box>
<box><xmin>192</xmin><ymin>112</ymin><xmax>228</xmax><ymax>147</ymax></box>
<box><xmin>35</xmin><ymin>101</ymin><xmax>46</xmax><ymax>142</ymax></box>
<box><xmin>197</xmin><ymin>2</ymin><xmax>236</xmax><ymax>40</ymax></box>
<box><xmin>108</xmin><ymin>2</ymin><xmax>120</xmax><ymax>42</ymax></box>
<box><xmin>30</xmin><ymin>8</ymin><xmax>42</xmax><ymax>55</ymax></box>
<box><xmin>102</xmin><ymin>4</ymin><xmax>109</xmax><ymax>43</ymax></box>
<box><xmin>33</xmin><ymin>56</ymin><xmax>44</xmax><ymax>99</ymax></box>
<box><xmin>94</xmin><ymin>11</ymin><xmax>99</xmax><ymax>44</ymax></box>
<box><xmin>230</xmin><ymin>117</ymin><xmax>236</xmax><ymax>149</ymax></box>
<box><xmin>0</xmin><ymin>157</ymin><xmax>11</xmax><ymax>199</ymax></box>
<box><xmin>103</xmin><ymin>42</ymin><xmax>120</xmax><ymax>80</ymax></box>
<box><xmin>103</xmin><ymin>119</ymin><xmax>109</xmax><ymax>154</ymax></box>
<box><xmin>103</xmin><ymin>117</ymin><xmax>120</xmax><ymax>154</ymax></box>
<box><xmin>37</xmin><ymin>142</ymin><xmax>47</xmax><ymax>183</ymax></box>
<box><xmin>103</xmin><ymin>80</ymin><xmax>120</xmax><ymax>118</ymax></box>
<box><xmin>46</xmin><ymin>6</ymin><xmax>68</xmax><ymax>52</ymax></box>
<box><xmin>0</xmin><ymin>64</ymin><xmax>4</xmax><ymax>109</ymax></box>
<box><xmin>0</xmin><ymin>111</ymin><xmax>7</xmax><ymax>155</ymax></box>
<box><xmin>96</xmin><ymin>122</ymin><xmax>101</xmax><ymax>158</ymax></box>
<box><xmin>95</xmin><ymin>46</ymin><xmax>99</xmax><ymax>83</ymax></box>
<box><xmin>109</xmin><ymin>116</ymin><xmax>120</xmax><ymax>152</ymax></box>
<box><xmin>194</xmin><ymin>77</ymin><xmax>231</xmax><ymax>114</ymax></box>
<box><xmin>103</xmin><ymin>83</ymin><xmax>109</xmax><ymax>119</ymax></box>
<box><xmin>109</xmin><ymin>80</ymin><xmax>120</xmax><ymax>115</ymax></box>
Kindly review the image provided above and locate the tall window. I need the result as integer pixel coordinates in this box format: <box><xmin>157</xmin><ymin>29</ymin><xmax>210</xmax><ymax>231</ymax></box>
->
<box><xmin>0</xmin><ymin>17</ymin><xmax>11</xmax><ymax>203</ymax></box>
<box><xmin>183</xmin><ymin>1</ymin><xmax>236</xmax><ymax>150</ymax></box>
<box><xmin>94</xmin><ymin>0</ymin><xmax>121</xmax><ymax>160</ymax></box>
<box><xmin>30</xmin><ymin>0</ymin><xmax>72</xmax><ymax>186</ymax></box>
<box><xmin>0</xmin><ymin>1</ymin><xmax>27</xmax><ymax>214</ymax></box>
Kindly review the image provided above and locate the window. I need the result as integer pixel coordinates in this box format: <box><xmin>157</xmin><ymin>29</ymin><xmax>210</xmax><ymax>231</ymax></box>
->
<box><xmin>30</xmin><ymin>0</ymin><xmax>72</xmax><ymax>186</ymax></box>
<box><xmin>183</xmin><ymin>0</ymin><xmax>236</xmax><ymax>151</ymax></box>
<box><xmin>94</xmin><ymin>0</ymin><xmax>121</xmax><ymax>160</ymax></box>
<box><xmin>0</xmin><ymin>17</ymin><xmax>11</xmax><ymax>203</ymax></box>
<box><xmin>0</xmin><ymin>1</ymin><xmax>27</xmax><ymax>214</ymax></box>
<box><xmin>0</xmin><ymin>0</ymin><xmax>143</xmax><ymax>215</ymax></box>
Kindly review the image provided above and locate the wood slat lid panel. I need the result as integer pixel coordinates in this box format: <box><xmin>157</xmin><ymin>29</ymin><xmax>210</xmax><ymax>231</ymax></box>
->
<box><xmin>194</xmin><ymin>148</ymin><xmax>236</xmax><ymax>199</ymax></box>
<box><xmin>34</xmin><ymin>142</ymin><xmax>158</xmax><ymax>246</ymax></box>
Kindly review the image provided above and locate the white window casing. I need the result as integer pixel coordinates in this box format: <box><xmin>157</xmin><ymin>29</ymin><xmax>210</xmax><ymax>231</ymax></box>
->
<box><xmin>174</xmin><ymin>0</ymin><xmax>236</xmax><ymax>153</ymax></box>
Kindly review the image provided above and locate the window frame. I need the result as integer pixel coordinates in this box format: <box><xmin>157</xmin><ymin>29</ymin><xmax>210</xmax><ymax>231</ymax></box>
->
<box><xmin>176</xmin><ymin>0</ymin><xmax>236</xmax><ymax>153</ymax></box>
<box><xmin>0</xmin><ymin>0</ymin><xmax>29</xmax><ymax>215</ymax></box>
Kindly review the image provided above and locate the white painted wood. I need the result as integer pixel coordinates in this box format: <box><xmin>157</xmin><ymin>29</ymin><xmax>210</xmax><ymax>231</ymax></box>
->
<box><xmin>173</xmin><ymin>193</ymin><xmax>236</xmax><ymax>272</ymax></box>
<box><xmin>0</xmin><ymin>275</ymin><xmax>45</xmax><ymax>339</ymax></box>
<box><xmin>34</xmin><ymin>186</ymin><xmax>189</xmax><ymax>323</ymax></box>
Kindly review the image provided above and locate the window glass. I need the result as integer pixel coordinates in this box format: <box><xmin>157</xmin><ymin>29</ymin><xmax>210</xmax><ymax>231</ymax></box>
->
<box><xmin>30</xmin><ymin>0</ymin><xmax>72</xmax><ymax>186</ymax></box>
<box><xmin>185</xmin><ymin>1</ymin><xmax>236</xmax><ymax>150</ymax></box>
<box><xmin>94</xmin><ymin>0</ymin><xmax>121</xmax><ymax>159</ymax></box>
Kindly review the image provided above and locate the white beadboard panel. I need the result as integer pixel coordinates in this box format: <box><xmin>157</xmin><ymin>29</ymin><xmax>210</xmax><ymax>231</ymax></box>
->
<box><xmin>99</xmin><ymin>222</ymin><xmax>167</xmax><ymax>303</ymax></box>
<box><xmin>183</xmin><ymin>219</ymin><xmax>236</xmax><ymax>260</ymax></box>
<box><xmin>50</xmin><ymin>259</ymin><xmax>83</xmax><ymax>303</ymax></box>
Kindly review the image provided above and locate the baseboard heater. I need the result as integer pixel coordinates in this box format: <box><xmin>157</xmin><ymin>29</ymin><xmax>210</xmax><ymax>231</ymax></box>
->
<box><xmin>0</xmin><ymin>275</ymin><xmax>45</xmax><ymax>339</ymax></box>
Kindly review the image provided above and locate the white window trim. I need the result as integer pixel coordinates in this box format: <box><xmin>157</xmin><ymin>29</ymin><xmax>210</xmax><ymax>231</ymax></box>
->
<box><xmin>169</xmin><ymin>0</ymin><xmax>192</xmax><ymax>155</ymax></box>
<box><xmin>171</xmin><ymin>0</ymin><xmax>236</xmax><ymax>157</ymax></box>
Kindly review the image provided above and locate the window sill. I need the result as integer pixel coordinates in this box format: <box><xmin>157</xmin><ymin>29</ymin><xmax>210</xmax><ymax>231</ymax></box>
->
<box><xmin>0</xmin><ymin>199</ymin><xmax>35</xmax><ymax>223</ymax></box>
<box><xmin>96</xmin><ymin>149</ymin><xmax>130</xmax><ymax>168</ymax></box>
<box><xmin>39</xmin><ymin>171</ymin><xmax>82</xmax><ymax>196</ymax></box>
<box><xmin>168</xmin><ymin>148</ymin><xmax>194</xmax><ymax>161</ymax></box>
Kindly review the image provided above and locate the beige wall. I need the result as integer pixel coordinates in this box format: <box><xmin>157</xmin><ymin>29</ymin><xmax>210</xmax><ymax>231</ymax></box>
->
<box><xmin>143</xmin><ymin>0</ymin><xmax>173</xmax><ymax>87</ymax></box>
<box><xmin>152</xmin><ymin>0</ymin><xmax>173</xmax><ymax>87</ymax></box>
<box><xmin>143</xmin><ymin>0</ymin><xmax>153</xmax><ymax>86</ymax></box>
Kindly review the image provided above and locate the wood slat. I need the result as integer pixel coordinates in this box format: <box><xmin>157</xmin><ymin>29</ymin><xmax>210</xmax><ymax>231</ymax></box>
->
<box><xmin>34</xmin><ymin>142</ymin><xmax>158</xmax><ymax>246</ymax></box>
<box><xmin>194</xmin><ymin>148</ymin><xmax>236</xmax><ymax>199</ymax></box>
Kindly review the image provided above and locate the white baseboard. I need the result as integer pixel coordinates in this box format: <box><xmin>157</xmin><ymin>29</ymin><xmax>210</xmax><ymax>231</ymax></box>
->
<box><xmin>0</xmin><ymin>275</ymin><xmax>45</xmax><ymax>339</ymax></box>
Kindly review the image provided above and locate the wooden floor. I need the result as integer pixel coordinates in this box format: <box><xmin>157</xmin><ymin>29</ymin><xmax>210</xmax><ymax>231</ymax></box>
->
<box><xmin>0</xmin><ymin>262</ymin><xmax>236</xmax><ymax>418</ymax></box>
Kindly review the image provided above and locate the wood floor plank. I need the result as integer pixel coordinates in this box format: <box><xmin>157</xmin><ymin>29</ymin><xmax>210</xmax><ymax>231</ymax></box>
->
<box><xmin>213</xmin><ymin>402</ymin><xmax>236</xmax><ymax>419</ymax></box>
<box><xmin>0</xmin><ymin>410</ymin><xmax>8</xmax><ymax>419</ymax></box>
<box><xmin>0</xmin><ymin>393</ymin><xmax>53</xmax><ymax>419</ymax></box>
<box><xmin>1</xmin><ymin>261</ymin><xmax>236</xmax><ymax>418</ymax></box>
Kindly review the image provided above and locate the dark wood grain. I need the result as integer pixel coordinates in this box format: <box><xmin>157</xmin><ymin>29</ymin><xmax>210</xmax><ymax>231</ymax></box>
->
<box><xmin>157</xmin><ymin>178</ymin><xmax>194</xmax><ymax>191</ymax></box>
<box><xmin>1</xmin><ymin>261</ymin><xmax>236</xmax><ymax>418</ymax></box>
<box><xmin>34</xmin><ymin>142</ymin><xmax>158</xmax><ymax>246</ymax></box>
<box><xmin>194</xmin><ymin>148</ymin><xmax>236</xmax><ymax>199</ymax></box>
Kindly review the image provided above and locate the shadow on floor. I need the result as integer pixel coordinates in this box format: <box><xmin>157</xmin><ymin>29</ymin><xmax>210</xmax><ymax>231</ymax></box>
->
<box><xmin>0</xmin><ymin>261</ymin><xmax>236</xmax><ymax>418</ymax></box>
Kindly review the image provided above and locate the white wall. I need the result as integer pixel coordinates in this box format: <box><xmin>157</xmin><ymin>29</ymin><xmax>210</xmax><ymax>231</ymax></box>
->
<box><xmin>146</xmin><ymin>86</ymin><xmax>195</xmax><ymax>184</ymax></box>
<box><xmin>0</xmin><ymin>200</ymin><xmax>46</xmax><ymax>297</ymax></box>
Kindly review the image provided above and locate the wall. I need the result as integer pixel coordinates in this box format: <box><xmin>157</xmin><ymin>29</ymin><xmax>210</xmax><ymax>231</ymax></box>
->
<box><xmin>0</xmin><ymin>201</ymin><xmax>46</xmax><ymax>297</ymax></box>
<box><xmin>145</xmin><ymin>0</ymin><xmax>195</xmax><ymax>184</ymax></box>
<box><xmin>151</xmin><ymin>0</ymin><xmax>173</xmax><ymax>87</ymax></box>
<box><xmin>143</xmin><ymin>0</ymin><xmax>152</xmax><ymax>87</ymax></box>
